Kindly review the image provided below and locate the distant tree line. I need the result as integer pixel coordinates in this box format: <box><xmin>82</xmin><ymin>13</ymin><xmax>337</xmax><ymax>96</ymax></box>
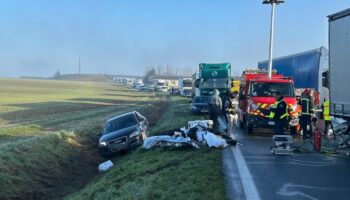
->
<box><xmin>143</xmin><ymin>65</ymin><xmax>194</xmax><ymax>84</ymax></box>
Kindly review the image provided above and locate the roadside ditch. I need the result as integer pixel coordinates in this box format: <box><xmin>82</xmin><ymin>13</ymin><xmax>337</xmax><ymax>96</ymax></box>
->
<box><xmin>0</xmin><ymin>95</ymin><xmax>168</xmax><ymax>200</ymax></box>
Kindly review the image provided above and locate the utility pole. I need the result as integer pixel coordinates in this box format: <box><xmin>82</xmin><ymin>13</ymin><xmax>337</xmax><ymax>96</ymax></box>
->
<box><xmin>263</xmin><ymin>0</ymin><xmax>284</xmax><ymax>78</ymax></box>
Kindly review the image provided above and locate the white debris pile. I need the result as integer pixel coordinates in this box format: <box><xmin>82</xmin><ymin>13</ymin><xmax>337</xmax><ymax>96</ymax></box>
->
<box><xmin>143</xmin><ymin>120</ymin><xmax>234</xmax><ymax>150</ymax></box>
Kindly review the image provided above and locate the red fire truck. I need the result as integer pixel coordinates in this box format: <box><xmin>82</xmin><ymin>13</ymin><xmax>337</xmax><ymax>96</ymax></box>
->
<box><xmin>239</xmin><ymin>70</ymin><xmax>299</xmax><ymax>134</ymax></box>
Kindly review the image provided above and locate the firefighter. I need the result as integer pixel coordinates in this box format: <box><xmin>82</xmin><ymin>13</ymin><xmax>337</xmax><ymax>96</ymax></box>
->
<box><xmin>322</xmin><ymin>98</ymin><xmax>331</xmax><ymax>135</ymax></box>
<box><xmin>209</xmin><ymin>89</ymin><xmax>222</xmax><ymax>130</ymax></box>
<box><xmin>299</xmin><ymin>89</ymin><xmax>314</xmax><ymax>139</ymax></box>
<box><xmin>224</xmin><ymin>91</ymin><xmax>239</xmax><ymax>138</ymax></box>
<box><xmin>270</xmin><ymin>91</ymin><xmax>289</xmax><ymax>135</ymax></box>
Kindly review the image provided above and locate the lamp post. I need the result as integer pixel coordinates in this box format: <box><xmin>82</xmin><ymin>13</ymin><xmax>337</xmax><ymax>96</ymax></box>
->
<box><xmin>263</xmin><ymin>0</ymin><xmax>284</xmax><ymax>78</ymax></box>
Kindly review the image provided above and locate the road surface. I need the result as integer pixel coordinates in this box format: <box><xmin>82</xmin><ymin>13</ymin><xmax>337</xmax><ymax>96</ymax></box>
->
<box><xmin>223</xmin><ymin>126</ymin><xmax>350</xmax><ymax>200</ymax></box>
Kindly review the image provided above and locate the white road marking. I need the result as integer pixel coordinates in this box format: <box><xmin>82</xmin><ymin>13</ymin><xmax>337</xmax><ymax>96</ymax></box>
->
<box><xmin>246</xmin><ymin>161</ymin><xmax>337</xmax><ymax>167</ymax></box>
<box><xmin>277</xmin><ymin>182</ymin><xmax>350</xmax><ymax>200</ymax></box>
<box><xmin>230</xmin><ymin>146</ymin><xmax>261</xmax><ymax>200</ymax></box>
<box><xmin>277</xmin><ymin>183</ymin><xmax>319</xmax><ymax>200</ymax></box>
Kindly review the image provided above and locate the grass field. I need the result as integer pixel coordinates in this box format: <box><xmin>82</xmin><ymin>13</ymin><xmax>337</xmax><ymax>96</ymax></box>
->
<box><xmin>0</xmin><ymin>78</ymin><xmax>161</xmax><ymax>199</ymax></box>
<box><xmin>66</xmin><ymin>96</ymin><xmax>225</xmax><ymax>200</ymax></box>
<box><xmin>0</xmin><ymin>78</ymin><xmax>225</xmax><ymax>200</ymax></box>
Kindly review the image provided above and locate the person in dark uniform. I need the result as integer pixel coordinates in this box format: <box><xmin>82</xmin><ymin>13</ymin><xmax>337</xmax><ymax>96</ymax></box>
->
<box><xmin>269</xmin><ymin>91</ymin><xmax>289</xmax><ymax>135</ymax></box>
<box><xmin>209</xmin><ymin>89</ymin><xmax>222</xmax><ymax>130</ymax></box>
<box><xmin>298</xmin><ymin>89</ymin><xmax>313</xmax><ymax>139</ymax></box>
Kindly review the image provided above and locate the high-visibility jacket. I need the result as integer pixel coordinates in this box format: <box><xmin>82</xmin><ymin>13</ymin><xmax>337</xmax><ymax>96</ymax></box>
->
<box><xmin>269</xmin><ymin>99</ymin><xmax>289</xmax><ymax>120</ymax></box>
<box><xmin>323</xmin><ymin>100</ymin><xmax>330</xmax><ymax>121</ymax></box>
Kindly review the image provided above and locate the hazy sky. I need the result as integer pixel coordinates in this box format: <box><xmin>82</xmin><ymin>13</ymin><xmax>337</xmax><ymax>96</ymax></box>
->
<box><xmin>0</xmin><ymin>0</ymin><xmax>349</xmax><ymax>78</ymax></box>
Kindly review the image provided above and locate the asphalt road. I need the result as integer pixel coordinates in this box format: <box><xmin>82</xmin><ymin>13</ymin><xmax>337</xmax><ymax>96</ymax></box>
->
<box><xmin>223</xmin><ymin>126</ymin><xmax>350</xmax><ymax>200</ymax></box>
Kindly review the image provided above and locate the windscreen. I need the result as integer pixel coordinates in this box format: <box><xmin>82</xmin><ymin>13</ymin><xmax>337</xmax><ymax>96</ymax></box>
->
<box><xmin>104</xmin><ymin>114</ymin><xmax>137</xmax><ymax>133</ymax></box>
<box><xmin>200</xmin><ymin>78</ymin><xmax>228</xmax><ymax>89</ymax></box>
<box><xmin>157</xmin><ymin>82</ymin><xmax>166</xmax><ymax>86</ymax></box>
<box><xmin>183</xmin><ymin>80</ymin><xmax>192</xmax><ymax>87</ymax></box>
<box><xmin>251</xmin><ymin>82</ymin><xmax>295</xmax><ymax>97</ymax></box>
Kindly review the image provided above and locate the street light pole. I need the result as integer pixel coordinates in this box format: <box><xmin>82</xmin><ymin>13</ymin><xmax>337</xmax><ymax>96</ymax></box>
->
<box><xmin>268</xmin><ymin>3</ymin><xmax>275</xmax><ymax>79</ymax></box>
<box><xmin>263</xmin><ymin>0</ymin><xmax>284</xmax><ymax>79</ymax></box>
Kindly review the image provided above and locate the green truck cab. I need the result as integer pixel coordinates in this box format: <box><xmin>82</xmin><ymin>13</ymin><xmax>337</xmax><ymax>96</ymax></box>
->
<box><xmin>195</xmin><ymin>63</ymin><xmax>232</xmax><ymax>100</ymax></box>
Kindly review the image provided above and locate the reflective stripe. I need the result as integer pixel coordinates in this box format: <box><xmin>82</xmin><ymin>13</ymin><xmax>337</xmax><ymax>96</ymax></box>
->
<box><xmin>261</xmin><ymin>104</ymin><xmax>268</xmax><ymax>109</ymax></box>
<box><xmin>269</xmin><ymin>100</ymin><xmax>289</xmax><ymax>119</ymax></box>
<box><xmin>269</xmin><ymin>102</ymin><xmax>278</xmax><ymax>118</ymax></box>
<box><xmin>280</xmin><ymin>113</ymin><xmax>289</xmax><ymax>119</ymax></box>
<box><xmin>301</xmin><ymin>98</ymin><xmax>311</xmax><ymax>115</ymax></box>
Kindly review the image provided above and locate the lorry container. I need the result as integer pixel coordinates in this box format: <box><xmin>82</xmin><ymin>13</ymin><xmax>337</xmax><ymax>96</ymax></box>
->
<box><xmin>195</xmin><ymin>63</ymin><xmax>231</xmax><ymax>100</ymax></box>
<box><xmin>328</xmin><ymin>8</ymin><xmax>350</xmax><ymax>118</ymax></box>
<box><xmin>258</xmin><ymin>47</ymin><xmax>329</xmax><ymax>105</ymax></box>
<box><xmin>239</xmin><ymin>69</ymin><xmax>299</xmax><ymax>134</ymax></box>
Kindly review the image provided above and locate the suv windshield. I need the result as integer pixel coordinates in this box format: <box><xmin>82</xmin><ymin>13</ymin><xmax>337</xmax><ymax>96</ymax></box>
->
<box><xmin>104</xmin><ymin>114</ymin><xmax>137</xmax><ymax>134</ymax></box>
<box><xmin>251</xmin><ymin>82</ymin><xmax>295</xmax><ymax>97</ymax></box>
<box><xmin>200</xmin><ymin>78</ymin><xmax>228</xmax><ymax>89</ymax></box>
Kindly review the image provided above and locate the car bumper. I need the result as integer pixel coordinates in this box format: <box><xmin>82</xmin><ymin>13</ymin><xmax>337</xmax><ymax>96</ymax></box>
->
<box><xmin>191</xmin><ymin>106</ymin><xmax>209</xmax><ymax>114</ymax></box>
<box><xmin>191</xmin><ymin>109</ymin><xmax>209</xmax><ymax>114</ymax></box>
<box><xmin>248</xmin><ymin>114</ymin><xmax>275</xmax><ymax>128</ymax></box>
<box><xmin>99</xmin><ymin>135</ymin><xmax>143</xmax><ymax>154</ymax></box>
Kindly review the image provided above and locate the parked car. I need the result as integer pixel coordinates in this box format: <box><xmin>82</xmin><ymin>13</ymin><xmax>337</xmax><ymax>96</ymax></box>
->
<box><xmin>98</xmin><ymin>111</ymin><xmax>149</xmax><ymax>155</ymax></box>
<box><xmin>191</xmin><ymin>96</ymin><xmax>210</xmax><ymax>114</ymax></box>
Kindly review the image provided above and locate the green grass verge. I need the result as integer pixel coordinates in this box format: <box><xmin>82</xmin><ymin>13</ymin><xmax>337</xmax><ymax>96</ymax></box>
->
<box><xmin>66</xmin><ymin>96</ymin><xmax>225</xmax><ymax>200</ymax></box>
<box><xmin>0</xmin><ymin>78</ymin><xmax>162</xmax><ymax>199</ymax></box>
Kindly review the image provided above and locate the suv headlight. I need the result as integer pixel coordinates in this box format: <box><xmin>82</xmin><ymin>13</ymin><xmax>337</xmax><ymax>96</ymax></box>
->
<box><xmin>129</xmin><ymin>131</ymin><xmax>140</xmax><ymax>138</ymax></box>
<box><xmin>99</xmin><ymin>141</ymin><xmax>107</xmax><ymax>146</ymax></box>
<box><xmin>291</xmin><ymin>104</ymin><xmax>298</xmax><ymax>111</ymax></box>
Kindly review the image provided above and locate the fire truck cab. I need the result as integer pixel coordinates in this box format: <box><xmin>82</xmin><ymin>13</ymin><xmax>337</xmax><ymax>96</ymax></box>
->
<box><xmin>239</xmin><ymin>70</ymin><xmax>299</xmax><ymax>134</ymax></box>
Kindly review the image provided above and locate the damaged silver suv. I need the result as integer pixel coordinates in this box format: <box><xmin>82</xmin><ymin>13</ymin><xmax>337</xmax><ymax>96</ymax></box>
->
<box><xmin>98</xmin><ymin>111</ymin><xmax>149</xmax><ymax>155</ymax></box>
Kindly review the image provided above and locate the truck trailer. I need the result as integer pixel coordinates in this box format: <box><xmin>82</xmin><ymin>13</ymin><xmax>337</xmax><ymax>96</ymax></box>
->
<box><xmin>258</xmin><ymin>47</ymin><xmax>329</xmax><ymax>105</ymax></box>
<box><xmin>328</xmin><ymin>8</ymin><xmax>350</xmax><ymax>118</ymax></box>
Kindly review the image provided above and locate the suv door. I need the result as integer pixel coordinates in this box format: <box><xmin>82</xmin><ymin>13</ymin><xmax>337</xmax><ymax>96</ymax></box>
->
<box><xmin>136</xmin><ymin>112</ymin><xmax>149</xmax><ymax>137</ymax></box>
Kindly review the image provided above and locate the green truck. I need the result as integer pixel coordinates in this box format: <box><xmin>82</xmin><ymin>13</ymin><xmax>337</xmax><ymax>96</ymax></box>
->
<box><xmin>195</xmin><ymin>63</ymin><xmax>232</xmax><ymax>100</ymax></box>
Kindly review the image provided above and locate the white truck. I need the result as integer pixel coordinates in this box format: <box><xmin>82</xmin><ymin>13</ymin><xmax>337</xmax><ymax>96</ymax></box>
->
<box><xmin>179</xmin><ymin>78</ymin><xmax>192</xmax><ymax>97</ymax></box>
<box><xmin>154</xmin><ymin>79</ymin><xmax>168</xmax><ymax>92</ymax></box>
<box><xmin>328</xmin><ymin>8</ymin><xmax>350</xmax><ymax>118</ymax></box>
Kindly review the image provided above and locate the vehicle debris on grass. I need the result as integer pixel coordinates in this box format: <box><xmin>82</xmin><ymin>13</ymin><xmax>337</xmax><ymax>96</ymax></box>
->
<box><xmin>143</xmin><ymin>120</ymin><xmax>236</xmax><ymax>150</ymax></box>
<box><xmin>98</xmin><ymin>160</ymin><xmax>114</xmax><ymax>172</ymax></box>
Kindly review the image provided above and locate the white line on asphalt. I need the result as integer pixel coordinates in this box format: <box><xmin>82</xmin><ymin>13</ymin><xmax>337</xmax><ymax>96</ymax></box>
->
<box><xmin>231</xmin><ymin>146</ymin><xmax>261</xmax><ymax>200</ymax></box>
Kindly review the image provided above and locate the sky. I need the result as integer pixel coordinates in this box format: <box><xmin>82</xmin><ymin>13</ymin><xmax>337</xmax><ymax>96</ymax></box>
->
<box><xmin>0</xmin><ymin>0</ymin><xmax>349</xmax><ymax>78</ymax></box>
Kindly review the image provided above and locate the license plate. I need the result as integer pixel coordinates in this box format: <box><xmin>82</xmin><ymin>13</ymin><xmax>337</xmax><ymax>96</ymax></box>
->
<box><xmin>268</xmin><ymin>121</ymin><xmax>275</xmax><ymax>125</ymax></box>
